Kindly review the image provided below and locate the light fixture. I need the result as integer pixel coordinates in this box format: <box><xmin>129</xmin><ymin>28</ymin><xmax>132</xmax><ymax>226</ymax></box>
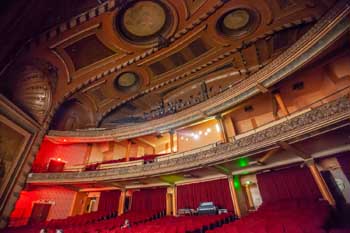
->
<box><xmin>245</xmin><ymin>180</ymin><xmax>252</xmax><ymax>185</ymax></box>
<box><xmin>216</xmin><ymin>124</ymin><xmax>221</xmax><ymax>132</ymax></box>
<box><xmin>63</xmin><ymin>139</ymin><xmax>67</xmax><ymax>142</ymax></box>
<box><xmin>204</xmin><ymin>132</ymin><xmax>208</xmax><ymax>136</ymax></box>
<box><xmin>193</xmin><ymin>134</ymin><xmax>199</xmax><ymax>140</ymax></box>
<box><xmin>185</xmin><ymin>138</ymin><xmax>189</xmax><ymax>141</ymax></box>
<box><xmin>206</xmin><ymin>128</ymin><xmax>211</xmax><ymax>133</ymax></box>
<box><xmin>180</xmin><ymin>136</ymin><xmax>184</xmax><ymax>140</ymax></box>
<box><xmin>198</xmin><ymin>130</ymin><xmax>202</xmax><ymax>135</ymax></box>
<box><xmin>191</xmin><ymin>132</ymin><xmax>194</xmax><ymax>137</ymax></box>
<box><xmin>57</xmin><ymin>158</ymin><xmax>61</xmax><ymax>161</ymax></box>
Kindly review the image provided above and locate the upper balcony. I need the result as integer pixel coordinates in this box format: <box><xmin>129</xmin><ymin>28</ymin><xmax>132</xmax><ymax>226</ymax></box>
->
<box><xmin>27</xmin><ymin>89</ymin><xmax>350</xmax><ymax>184</ymax></box>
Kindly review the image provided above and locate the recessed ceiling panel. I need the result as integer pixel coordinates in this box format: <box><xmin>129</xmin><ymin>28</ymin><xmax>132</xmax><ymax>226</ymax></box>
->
<box><xmin>64</xmin><ymin>35</ymin><xmax>116</xmax><ymax>70</ymax></box>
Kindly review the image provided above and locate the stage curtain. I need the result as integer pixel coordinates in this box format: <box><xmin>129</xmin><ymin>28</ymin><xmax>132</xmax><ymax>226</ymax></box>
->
<box><xmin>131</xmin><ymin>188</ymin><xmax>166</xmax><ymax>212</ymax></box>
<box><xmin>177</xmin><ymin>179</ymin><xmax>234</xmax><ymax>211</ymax></box>
<box><xmin>98</xmin><ymin>190</ymin><xmax>120</xmax><ymax>212</ymax></box>
<box><xmin>257</xmin><ymin>166</ymin><xmax>321</xmax><ymax>204</ymax></box>
<box><xmin>337</xmin><ymin>153</ymin><xmax>350</xmax><ymax>182</ymax></box>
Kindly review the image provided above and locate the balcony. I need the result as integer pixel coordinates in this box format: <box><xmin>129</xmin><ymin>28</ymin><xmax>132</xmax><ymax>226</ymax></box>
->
<box><xmin>27</xmin><ymin>93</ymin><xmax>350</xmax><ymax>184</ymax></box>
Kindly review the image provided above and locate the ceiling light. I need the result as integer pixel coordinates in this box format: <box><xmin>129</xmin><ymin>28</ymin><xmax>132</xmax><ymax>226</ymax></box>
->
<box><xmin>193</xmin><ymin>134</ymin><xmax>199</xmax><ymax>140</ymax></box>
<box><xmin>185</xmin><ymin>138</ymin><xmax>189</xmax><ymax>141</ymax></box>
<box><xmin>206</xmin><ymin>128</ymin><xmax>211</xmax><ymax>133</ymax></box>
<box><xmin>198</xmin><ymin>130</ymin><xmax>202</xmax><ymax>135</ymax></box>
<box><xmin>191</xmin><ymin>133</ymin><xmax>194</xmax><ymax>137</ymax></box>
<box><xmin>180</xmin><ymin>136</ymin><xmax>184</xmax><ymax>140</ymax></box>
<box><xmin>204</xmin><ymin>132</ymin><xmax>208</xmax><ymax>136</ymax></box>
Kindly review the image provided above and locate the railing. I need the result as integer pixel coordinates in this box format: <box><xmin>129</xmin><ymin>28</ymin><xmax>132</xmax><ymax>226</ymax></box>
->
<box><xmin>28</xmin><ymin>93</ymin><xmax>350</xmax><ymax>183</ymax></box>
<box><xmin>155</xmin><ymin>142</ymin><xmax>221</xmax><ymax>162</ymax></box>
<box><xmin>63</xmin><ymin>158</ymin><xmax>145</xmax><ymax>173</ymax></box>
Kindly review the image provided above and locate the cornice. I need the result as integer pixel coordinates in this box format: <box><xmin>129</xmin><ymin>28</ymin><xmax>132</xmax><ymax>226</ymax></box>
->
<box><xmin>30</xmin><ymin>95</ymin><xmax>350</xmax><ymax>184</ymax></box>
<box><xmin>48</xmin><ymin>1</ymin><xmax>350</xmax><ymax>140</ymax></box>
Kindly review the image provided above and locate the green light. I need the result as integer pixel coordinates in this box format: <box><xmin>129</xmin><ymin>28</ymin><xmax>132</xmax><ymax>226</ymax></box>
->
<box><xmin>233</xmin><ymin>175</ymin><xmax>241</xmax><ymax>190</ymax></box>
<box><xmin>160</xmin><ymin>175</ymin><xmax>184</xmax><ymax>184</ymax></box>
<box><xmin>237</xmin><ymin>157</ymin><xmax>249</xmax><ymax>167</ymax></box>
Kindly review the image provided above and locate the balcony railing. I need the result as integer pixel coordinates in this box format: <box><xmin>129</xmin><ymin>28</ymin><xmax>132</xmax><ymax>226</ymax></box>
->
<box><xmin>27</xmin><ymin>90</ymin><xmax>350</xmax><ymax>183</ymax></box>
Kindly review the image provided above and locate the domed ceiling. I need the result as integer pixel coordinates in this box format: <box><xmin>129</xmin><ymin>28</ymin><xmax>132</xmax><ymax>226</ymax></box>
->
<box><xmin>0</xmin><ymin>0</ymin><xmax>337</xmax><ymax>131</ymax></box>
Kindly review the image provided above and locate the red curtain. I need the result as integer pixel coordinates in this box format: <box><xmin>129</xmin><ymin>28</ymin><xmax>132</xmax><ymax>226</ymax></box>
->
<box><xmin>337</xmin><ymin>153</ymin><xmax>350</xmax><ymax>182</ymax></box>
<box><xmin>131</xmin><ymin>188</ymin><xmax>166</xmax><ymax>212</ymax></box>
<box><xmin>257</xmin><ymin>166</ymin><xmax>321</xmax><ymax>204</ymax></box>
<box><xmin>177</xmin><ymin>179</ymin><xmax>234</xmax><ymax>211</ymax></box>
<box><xmin>98</xmin><ymin>190</ymin><xmax>120</xmax><ymax>212</ymax></box>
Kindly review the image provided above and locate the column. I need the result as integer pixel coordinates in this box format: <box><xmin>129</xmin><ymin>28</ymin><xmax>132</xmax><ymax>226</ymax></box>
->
<box><xmin>176</xmin><ymin>132</ymin><xmax>180</xmax><ymax>153</ymax></box>
<box><xmin>118</xmin><ymin>189</ymin><xmax>126</xmax><ymax>216</ymax></box>
<box><xmin>169</xmin><ymin>130</ymin><xmax>175</xmax><ymax>153</ymax></box>
<box><xmin>223</xmin><ymin>115</ymin><xmax>237</xmax><ymax>139</ymax></box>
<box><xmin>244</xmin><ymin>184</ymin><xmax>254</xmax><ymax>210</ymax></box>
<box><xmin>166</xmin><ymin>186</ymin><xmax>177</xmax><ymax>216</ymax></box>
<box><xmin>306</xmin><ymin>160</ymin><xmax>336</xmax><ymax>206</ymax></box>
<box><xmin>172</xmin><ymin>185</ymin><xmax>177</xmax><ymax>216</ymax></box>
<box><xmin>273</xmin><ymin>91</ymin><xmax>289</xmax><ymax>116</ymax></box>
<box><xmin>84</xmin><ymin>143</ymin><xmax>93</xmax><ymax>164</ymax></box>
<box><xmin>125</xmin><ymin>140</ymin><xmax>131</xmax><ymax>162</ymax></box>
<box><xmin>227</xmin><ymin>176</ymin><xmax>242</xmax><ymax>218</ymax></box>
<box><xmin>216</xmin><ymin>115</ymin><xmax>228</xmax><ymax>143</ymax></box>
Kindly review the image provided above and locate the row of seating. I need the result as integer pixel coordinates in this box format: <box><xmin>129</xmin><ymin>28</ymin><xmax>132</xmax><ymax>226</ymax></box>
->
<box><xmin>3</xmin><ymin>211</ymin><xmax>163</xmax><ymax>233</ymax></box>
<box><xmin>111</xmin><ymin>214</ymin><xmax>235</xmax><ymax>233</ymax></box>
<box><xmin>35</xmin><ymin>210</ymin><xmax>117</xmax><ymax>228</ymax></box>
<box><xmin>207</xmin><ymin>199</ymin><xmax>331</xmax><ymax>233</ymax></box>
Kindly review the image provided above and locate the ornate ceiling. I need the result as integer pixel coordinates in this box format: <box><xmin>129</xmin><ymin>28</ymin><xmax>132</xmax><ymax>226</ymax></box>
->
<box><xmin>0</xmin><ymin>0</ymin><xmax>337</xmax><ymax>131</ymax></box>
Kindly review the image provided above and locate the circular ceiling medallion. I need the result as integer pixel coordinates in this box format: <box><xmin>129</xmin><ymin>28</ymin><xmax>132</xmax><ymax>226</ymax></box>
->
<box><xmin>116</xmin><ymin>0</ymin><xmax>174</xmax><ymax>45</ymax></box>
<box><xmin>117</xmin><ymin>72</ymin><xmax>138</xmax><ymax>87</ymax></box>
<box><xmin>223</xmin><ymin>9</ymin><xmax>250</xmax><ymax>30</ymax></box>
<box><xmin>217</xmin><ymin>8</ymin><xmax>260</xmax><ymax>38</ymax></box>
<box><xmin>114</xmin><ymin>72</ymin><xmax>141</xmax><ymax>92</ymax></box>
<box><xmin>123</xmin><ymin>1</ymin><xmax>166</xmax><ymax>37</ymax></box>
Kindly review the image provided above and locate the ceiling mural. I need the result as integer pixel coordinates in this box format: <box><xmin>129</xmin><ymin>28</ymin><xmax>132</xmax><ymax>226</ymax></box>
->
<box><xmin>0</xmin><ymin>0</ymin><xmax>336</xmax><ymax>131</ymax></box>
